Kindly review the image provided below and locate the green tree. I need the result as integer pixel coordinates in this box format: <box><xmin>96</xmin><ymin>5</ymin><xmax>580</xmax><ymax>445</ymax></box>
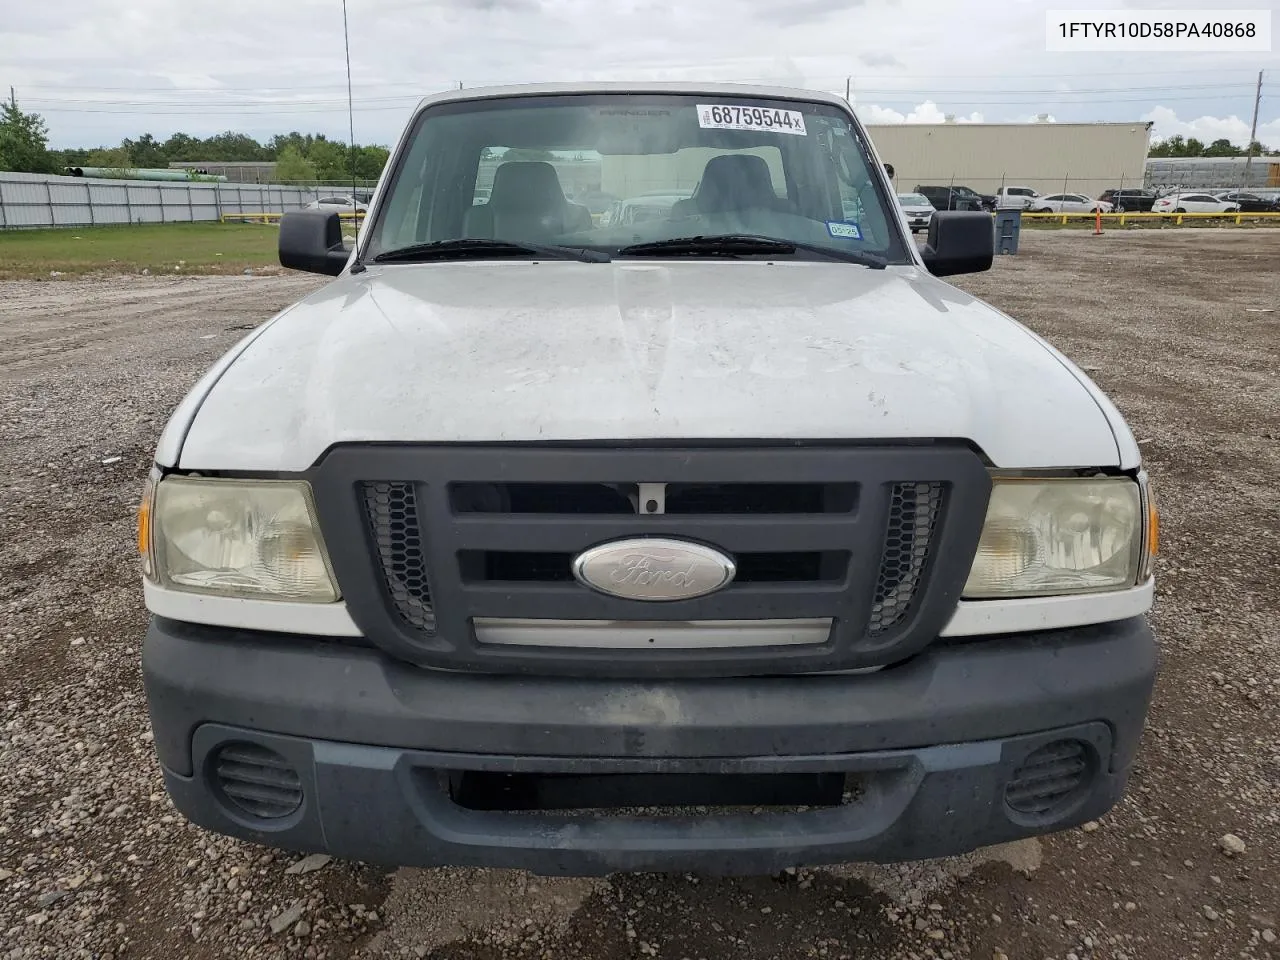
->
<box><xmin>0</xmin><ymin>100</ymin><xmax>58</xmax><ymax>173</ymax></box>
<box><xmin>159</xmin><ymin>131</ymin><xmax>201</xmax><ymax>162</ymax></box>
<box><xmin>51</xmin><ymin>126</ymin><xmax>395</xmax><ymax>177</ymax></box>
<box><xmin>84</xmin><ymin>146</ymin><xmax>135</xmax><ymax>178</ymax></box>
<box><xmin>58</xmin><ymin>147</ymin><xmax>93</xmax><ymax>167</ymax></box>
<box><xmin>350</xmin><ymin>144</ymin><xmax>389</xmax><ymax>180</ymax></box>
<box><xmin>307</xmin><ymin>137</ymin><xmax>348</xmax><ymax>181</ymax></box>
<box><xmin>86</xmin><ymin>146</ymin><xmax>132</xmax><ymax>167</ymax></box>
<box><xmin>1202</xmin><ymin>138</ymin><xmax>1240</xmax><ymax>157</ymax></box>
<box><xmin>274</xmin><ymin>145</ymin><xmax>317</xmax><ymax>182</ymax></box>
<box><xmin>269</xmin><ymin>132</ymin><xmax>312</xmax><ymax>158</ymax></box>
<box><xmin>124</xmin><ymin>133</ymin><xmax>166</xmax><ymax>167</ymax></box>
<box><xmin>201</xmin><ymin>131</ymin><xmax>270</xmax><ymax>161</ymax></box>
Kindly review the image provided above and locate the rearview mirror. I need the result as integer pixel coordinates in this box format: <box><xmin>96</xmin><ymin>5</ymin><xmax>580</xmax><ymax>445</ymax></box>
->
<box><xmin>921</xmin><ymin>211</ymin><xmax>993</xmax><ymax>277</ymax></box>
<box><xmin>279</xmin><ymin>210</ymin><xmax>351</xmax><ymax>276</ymax></box>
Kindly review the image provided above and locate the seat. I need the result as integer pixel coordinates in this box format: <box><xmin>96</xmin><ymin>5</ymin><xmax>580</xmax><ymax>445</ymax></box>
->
<box><xmin>670</xmin><ymin>154</ymin><xmax>786</xmax><ymax>219</ymax></box>
<box><xmin>464</xmin><ymin>161</ymin><xmax>578</xmax><ymax>241</ymax></box>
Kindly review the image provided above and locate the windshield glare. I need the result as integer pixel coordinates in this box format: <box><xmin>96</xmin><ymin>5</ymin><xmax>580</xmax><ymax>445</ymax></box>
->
<box><xmin>897</xmin><ymin>193</ymin><xmax>930</xmax><ymax>206</ymax></box>
<box><xmin>367</xmin><ymin>94</ymin><xmax>908</xmax><ymax>263</ymax></box>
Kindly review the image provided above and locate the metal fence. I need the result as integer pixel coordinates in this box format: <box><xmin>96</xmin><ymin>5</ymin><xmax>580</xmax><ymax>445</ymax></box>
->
<box><xmin>886</xmin><ymin>172</ymin><xmax>1280</xmax><ymax>206</ymax></box>
<box><xmin>0</xmin><ymin>172</ymin><xmax>320</xmax><ymax>229</ymax></box>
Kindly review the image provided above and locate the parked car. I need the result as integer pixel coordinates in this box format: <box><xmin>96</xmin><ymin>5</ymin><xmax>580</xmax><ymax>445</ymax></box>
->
<box><xmin>575</xmin><ymin>189</ymin><xmax>618</xmax><ymax>217</ymax></box>
<box><xmin>598</xmin><ymin>191</ymin><xmax>691</xmax><ymax>227</ymax></box>
<box><xmin>1211</xmin><ymin>191</ymin><xmax>1280</xmax><ymax>213</ymax></box>
<box><xmin>1097</xmin><ymin>189</ymin><xmax>1156</xmax><ymax>213</ymax></box>
<box><xmin>306</xmin><ymin>195</ymin><xmax>368</xmax><ymax>214</ymax></box>
<box><xmin>142</xmin><ymin>82</ymin><xmax>1157</xmax><ymax>878</ymax></box>
<box><xmin>916</xmin><ymin>184</ymin><xmax>996</xmax><ymax>212</ymax></box>
<box><xmin>994</xmin><ymin>186</ymin><xmax>1038</xmax><ymax>210</ymax></box>
<box><xmin>1030</xmin><ymin>193</ymin><xmax>1113</xmax><ymax>214</ymax></box>
<box><xmin>1152</xmin><ymin>193</ymin><xmax>1240</xmax><ymax>214</ymax></box>
<box><xmin>896</xmin><ymin>192</ymin><xmax>936</xmax><ymax>231</ymax></box>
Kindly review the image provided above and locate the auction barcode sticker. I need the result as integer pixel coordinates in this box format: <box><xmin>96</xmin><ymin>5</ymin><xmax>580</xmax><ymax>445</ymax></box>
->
<box><xmin>697</xmin><ymin>104</ymin><xmax>807</xmax><ymax>136</ymax></box>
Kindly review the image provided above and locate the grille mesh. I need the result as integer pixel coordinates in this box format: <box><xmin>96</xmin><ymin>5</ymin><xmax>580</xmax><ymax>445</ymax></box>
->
<box><xmin>868</xmin><ymin>482</ymin><xmax>944</xmax><ymax>635</ymax></box>
<box><xmin>1005</xmin><ymin>740</ymin><xmax>1091</xmax><ymax>817</ymax></box>
<box><xmin>363</xmin><ymin>481</ymin><xmax>435</xmax><ymax>633</ymax></box>
<box><xmin>213</xmin><ymin>743</ymin><xmax>302</xmax><ymax>820</ymax></box>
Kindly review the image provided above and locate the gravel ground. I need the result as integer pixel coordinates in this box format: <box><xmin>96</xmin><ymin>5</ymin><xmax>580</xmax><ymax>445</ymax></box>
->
<box><xmin>1</xmin><ymin>230</ymin><xmax>1277</xmax><ymax>960</ymax></box>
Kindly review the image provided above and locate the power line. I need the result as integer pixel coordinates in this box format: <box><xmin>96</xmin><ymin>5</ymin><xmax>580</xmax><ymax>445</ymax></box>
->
<box><xmin>27</xmin><ymin>104</ymin><xmax>419</xmax><ymax>116</ymax></box>
<box><xmin>849</xmin><ymin>82</ymin><xmax>1254</xmax><ymax>95</ymax></box>
<box><xmin>16</xmin><ymin>65</ymin><xmax>1266</xmax><ymax>95</ymax></box>
<box><xmin>22</xmin><ymin>84</ymin><xmax>1261</xmax><ymax>110</ymax></box>
<box><xmin>26</xmin><ymin>90</ymin><xmax>1260</xmax><ymax>116</ymax></box>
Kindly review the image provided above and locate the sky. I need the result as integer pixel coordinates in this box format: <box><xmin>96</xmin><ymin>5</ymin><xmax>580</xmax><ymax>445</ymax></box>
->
<box><xmin>3</xmin><ymin>0</ymin><xmax>1278</xmax><ymax>150</ymax></box>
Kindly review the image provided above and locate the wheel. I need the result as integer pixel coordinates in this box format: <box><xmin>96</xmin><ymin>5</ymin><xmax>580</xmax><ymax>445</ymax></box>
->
<box><xmin>1175</xmin><ymin>207</ymin><xmax>1187</xmax><ymax>213</ymax></box>
<box><xmin>1036</xmin><ymin>207</ymin><xmax>1053</xmax><ymax>214</ymax></box>
<box><xmin>1116</xmin><ymin>203</ymin><xmax>1127</xmax><ymax>213</ymax></box>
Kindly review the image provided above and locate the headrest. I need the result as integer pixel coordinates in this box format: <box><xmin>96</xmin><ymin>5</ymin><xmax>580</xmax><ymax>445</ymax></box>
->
<box><xmin>696</xmin><ymin>155</ymin><xmax>779</xmax><ymax>213</ymax></box>
<box><xmin>489</xmin><ymin>161</ymin><xmax>567</xmax><ymax>211</ymax></box>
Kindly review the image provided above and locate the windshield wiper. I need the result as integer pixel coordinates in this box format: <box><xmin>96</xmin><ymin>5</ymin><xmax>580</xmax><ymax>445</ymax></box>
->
<box><xmin>372</xmin><ymin>238</ymin><xmax>610</xmax><ymax>264</ymax></box>
<box><xmin>617</xmin><ymin>234</ymin><xmax>886</xmax><ymax>268</ymax></box>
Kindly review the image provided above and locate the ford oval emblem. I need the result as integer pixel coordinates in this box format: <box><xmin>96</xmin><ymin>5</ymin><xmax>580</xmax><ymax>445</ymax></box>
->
<box><xmin>572</xmin><ymin>538</ymin><xmax>736</xmax><ymax>602</ymax></box>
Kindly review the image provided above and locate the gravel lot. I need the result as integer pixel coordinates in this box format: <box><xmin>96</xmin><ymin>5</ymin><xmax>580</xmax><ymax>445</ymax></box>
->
<box><xmin>2</xmin><ymin>230</ymin><xmax>1277</xmax><ymax>960</ymax></box>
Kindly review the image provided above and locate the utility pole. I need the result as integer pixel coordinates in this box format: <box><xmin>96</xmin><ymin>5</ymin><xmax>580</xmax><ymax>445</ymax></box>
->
<box><xmin>1243</xmin><ymin>70</ymin><xmax>1263</xmax><ymax>187</ymax></box>
<box><xmin>845</xmin><ymin>76</ymin><xmax>851</xmax><ymax>102</ymax></box>
<box><xmin>8</xmin><ymin>86</ymin><xmax>15</xmax><ymax>109</ymax></box>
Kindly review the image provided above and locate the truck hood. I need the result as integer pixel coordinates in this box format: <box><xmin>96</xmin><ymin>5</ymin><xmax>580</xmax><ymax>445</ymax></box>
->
<box><xmin>176</xmin><ymin>261</ymin><xmax>1122</xmax><ymax>471</ymax></box>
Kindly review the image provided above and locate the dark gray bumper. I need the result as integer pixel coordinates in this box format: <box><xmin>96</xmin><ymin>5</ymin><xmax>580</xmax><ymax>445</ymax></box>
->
<box><xmin>143</xmin><ymin>616</ymin><xmax>1157</xmax><ymax>876</ymax></box>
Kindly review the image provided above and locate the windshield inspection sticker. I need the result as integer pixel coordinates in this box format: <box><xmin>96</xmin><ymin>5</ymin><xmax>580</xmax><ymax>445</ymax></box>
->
<box><xmin>827</xmin><ymin>221</ymin><xmax>863</xmax><ymax>240</ymax></box>
<box><xmin>696</xmin><ymin>104</ymin><xmax>807</xmax><ymax>136</ymax></box>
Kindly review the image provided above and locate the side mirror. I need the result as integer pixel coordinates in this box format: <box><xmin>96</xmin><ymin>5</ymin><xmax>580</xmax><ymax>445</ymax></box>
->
<box><xmin>884</xmin><ymin>162</ymin><xmax>895</xmax><ymax>180</ymax></box>
<box><xmin>279</xmin><ymin>210</ymin><xmax>351</xmax><ymax>276</ymax></box>
<box><xmin>921</xmin><ymin>210</ymin><xmax>994</xmax><ymax>277</ymax></box>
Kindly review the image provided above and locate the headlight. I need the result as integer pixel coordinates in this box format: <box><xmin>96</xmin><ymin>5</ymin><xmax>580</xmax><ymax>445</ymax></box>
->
<box><xmin>150</xmin><ymin>477</ymin><xmax>339</xmax><ymax>602</ymax></box>
<box><xmin>964</xmin><ymin>478</ymin><xmax>1143</xmax><ymax>598</ymax></box>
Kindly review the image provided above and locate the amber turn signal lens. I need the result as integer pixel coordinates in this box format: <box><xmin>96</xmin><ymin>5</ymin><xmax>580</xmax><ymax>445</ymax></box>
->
<box><xmin>138</xmin><ymin>476</ymin><xmax>155</xmax><ymax>577</ymax></box>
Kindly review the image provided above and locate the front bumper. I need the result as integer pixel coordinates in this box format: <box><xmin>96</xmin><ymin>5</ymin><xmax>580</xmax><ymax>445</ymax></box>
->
<box><xmin>143</xmin><ymin>616</ymin><xmax>1157</xmax><ymax>876</ymax></box>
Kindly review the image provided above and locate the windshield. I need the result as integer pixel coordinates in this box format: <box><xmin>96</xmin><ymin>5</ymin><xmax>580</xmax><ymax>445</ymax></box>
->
<box><xmin>365</xmin><ymin>93</ymin><xmax>909</xmax><ymax>264</ymax></box>
<box><xmin>897</xmin><ymin>193</ymin><xmax>931</xmax><ymax>206</ymax></box>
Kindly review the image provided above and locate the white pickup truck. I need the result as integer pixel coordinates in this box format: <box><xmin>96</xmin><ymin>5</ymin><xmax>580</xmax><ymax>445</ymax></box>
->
<box><xmin>139</xmin><ymin>81</ymin><xmax>1158</xmax><ymax>876</ymax></box>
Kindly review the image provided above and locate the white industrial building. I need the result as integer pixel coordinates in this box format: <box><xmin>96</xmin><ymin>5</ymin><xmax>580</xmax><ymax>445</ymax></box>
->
<box><xmin>865</xmin><ymin>120</ymin><xmax>1154</xmax><ymax>200</ymax></box>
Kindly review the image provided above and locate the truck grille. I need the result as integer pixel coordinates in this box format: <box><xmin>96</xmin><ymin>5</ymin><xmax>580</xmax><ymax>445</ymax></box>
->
<box><xmin>314</xmin><ymin>445</ymin><xmax>990</xmax><ymax>676</ymax></box>
<box><xmin>364</xmin><ymin>481</ymin><xmax>435</xmax><ymax>634</ymax></box>
<box><xmin>869</xmin><ymin>482</ymin><xmax>944</xmax><ymax>636</ymax></box>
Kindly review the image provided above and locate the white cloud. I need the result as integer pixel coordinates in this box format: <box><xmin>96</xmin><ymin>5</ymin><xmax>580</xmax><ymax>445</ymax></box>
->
<box><xmin>856</xmin><ymin>100</ymin><xmax>985</xmax><ymax>124</ymax></box>
<box><xmin>1142</xmin><ymin>105</ymin><xmax>1280</xmax><ymax>149</ymax></box>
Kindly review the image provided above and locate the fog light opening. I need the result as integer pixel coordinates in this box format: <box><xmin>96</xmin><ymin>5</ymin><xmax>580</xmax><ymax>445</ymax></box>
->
<box><xmin>1004</xmin><ymin>739</ymin><xmax>1096</xmax><ymax>824</ymax></box>
<box><xmin>209</xmin><ymin>741</ymin><xmax>303</xmax><ymax>821</ymax></box>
